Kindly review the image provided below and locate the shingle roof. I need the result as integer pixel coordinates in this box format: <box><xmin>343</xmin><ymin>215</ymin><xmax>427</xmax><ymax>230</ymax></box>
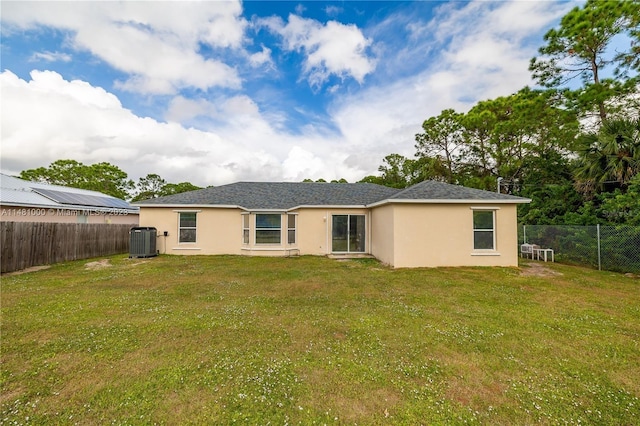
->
<box><xmin>387</xmin><ymin>180</ymin><xmax>527</xmax><ymax>202</ymax></box>
<box><xmin>135</xmin><ymin>182</ymin><xmax>399</xmax><ymax>209</ymax></box>
<box><xmin>135</xmin><ymin>180</ymin><xmax>530</xmax><ymax>209</ymax></box>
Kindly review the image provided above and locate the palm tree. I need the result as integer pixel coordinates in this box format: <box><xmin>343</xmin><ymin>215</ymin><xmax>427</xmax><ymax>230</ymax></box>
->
<box><xmin>575</xmin><ymin>118</ymin><xmax>640</xmax><ymax>192</ymax></box>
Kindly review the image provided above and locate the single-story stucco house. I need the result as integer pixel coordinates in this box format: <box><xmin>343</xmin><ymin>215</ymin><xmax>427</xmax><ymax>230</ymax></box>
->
<box><xmin>135</xmin><ymin>180</ymin><xmax>530</xmax><ymax>268</ymax></box>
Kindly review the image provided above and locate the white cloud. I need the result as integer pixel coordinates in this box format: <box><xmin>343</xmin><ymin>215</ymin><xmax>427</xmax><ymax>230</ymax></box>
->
<box><xmin>223</xmin><ymin>95</ymin><xmax>260</xmax><ymax>117</ymax></box>
<box><xmin>0</xmin><ymin>70</ymin><xmax>367</xmax><ymax>186</ymax></box>
<box><xmin>1</xmin><ymin>1</ymin><xmax>247</xmax><ymax>94</ymax></box>
<box><xmin>249</xmin><ymin>45</ymin><xmax>274</xmax><ymax>68</ymax></box>
<box><xmin>324</xmin><ymin>6</ymin><xmax>344</xmax><ymax>17</ymax></box>
<box><xmin>19</xmin><ymin>70</ymin><xmax>123</xmax><ymax>109</ymax></box>
<box><xmin>29</xmin><ymin>51</ymin><xmax>72</xmax><ymax>62</ymax></box>
<box><xmin>165</xmin><ymin>96</ymin><xmax>217</xmax><ymax>124</ymax></box>
<box><xmin>165</xmin><ymin>94</ymin><xmax>261</xmax><ymax>125</ymax></box>
<box><xmin>0</xmin><ymin>1</ymin><xmax>574</xmax><ymax>188</ymax></box>
<box><xmin>282</xmin><ymin>146</ymin><xmax>327</xmax><ymax>180</ymax></box>
<box><xmin>0</xmin><ymin>70</ymin><xmax>275</xmax><ymax>186</ymax></box>
<box><xmin>261</xmin><ymin>14</ymin><xmax>376</xmax><ymax>88</ymax></box>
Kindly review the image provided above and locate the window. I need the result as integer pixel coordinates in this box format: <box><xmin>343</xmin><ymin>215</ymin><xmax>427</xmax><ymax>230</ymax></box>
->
<box><xmin>473</xmin><ymin>210</ymin><xmax>495</xmax><ymax>250</ymax></box>
<box><xmin>179</xmin><ymin>212</ymin><xmax>197</xmax><ymax>243</ymax></box>
<box><xmin>287</xmin><ymin>214</ymin><xmax>296</xmax><ymax>244</ymax></box>
<box><xmin>332</xmin><ymin>214</ymin><xmax>366</xmax><ymax>252</ymax></box>
<box><xmin>242</xmin><ymin>214</ymin><xmax>250</xmax><ymax>244</ymax></box>
<box><xmin>256</xmin><ymin>214</ymin><xmax>281</xmax><ymax>244</ymax></box>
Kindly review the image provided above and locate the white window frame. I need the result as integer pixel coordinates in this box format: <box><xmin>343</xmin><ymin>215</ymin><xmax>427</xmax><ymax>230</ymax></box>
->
<box><xmin>255</xmin><ymin>213</ymin><xmax>282</xmax><ymax>245</ymax></box>
<box><xmin>471</xmin><ymin>208</ymin><xmax>497</xmax><ymax>251</ymax></box>
<box><xmin>287</xmin><ymin>214</ymin><xmax>297</xmax><ymax>245</ymax></box>
<box><xmin>178</xmin><ymin>211</ymin><xmax>198</xmax><ymax>244</ymax></box>
<box><xmin>242</xmin><ymin>213</ymin><xmax>250</xmax><ymax>245</ymax></box>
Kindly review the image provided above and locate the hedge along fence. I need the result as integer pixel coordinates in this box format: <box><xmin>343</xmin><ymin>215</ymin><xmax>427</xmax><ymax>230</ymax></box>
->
<box><xmin>1</xmin><ymin>222</ymin><xmax>132</xmax><ymax>273</ymax></box>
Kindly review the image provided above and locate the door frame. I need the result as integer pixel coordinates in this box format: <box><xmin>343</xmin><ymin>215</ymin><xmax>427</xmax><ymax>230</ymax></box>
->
<box><xmin>330</xmin><ymin>213</ymin><xmax>367</xmax><ymax>253</ymax></box>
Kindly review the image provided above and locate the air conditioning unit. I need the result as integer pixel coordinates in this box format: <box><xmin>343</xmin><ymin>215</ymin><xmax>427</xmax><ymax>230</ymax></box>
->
<box><xmin>129</xmin><ymin>227</ymin><xmax>157</xmax><ymax>258</ymax></box>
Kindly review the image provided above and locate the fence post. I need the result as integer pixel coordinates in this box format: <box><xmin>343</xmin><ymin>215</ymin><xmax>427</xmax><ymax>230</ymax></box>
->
<box><xmin>523</xmin><ymin>225</ymin><xmax>527</xmax><ymax>244</ymax></box>
<box><xmin>597</xmin><ymin>224</ymin><xmax>601</xmax><ymax>271</ymax></box>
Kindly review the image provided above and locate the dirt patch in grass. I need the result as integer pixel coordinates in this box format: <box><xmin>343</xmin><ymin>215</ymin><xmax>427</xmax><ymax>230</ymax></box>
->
<box><xmin>442</xmin><ymin>352</ymin><xmax>510</xmax><ymax>410</ymax></box>
<box><xmin>84</xmin><ymin>259</ymin><xmax>112</xmax><ymax>270</ymax></box>
<box><xmin>128</xmin><ymin>260</ymin><xmax>151</xmax><ymax>267</ymax></box>
<box><xmin>323</xmin><ymin>387</ymin><xmax>400</xmax><ymax>422</ymax></box>
<box><xmin>520</xmin><ymin>262</ymin><xmax>563</xmax><ymax>277</ymax></box>
<box><xmin>3</xmin><ymin>265</ymin><xmax>51</xmax><ymax>276</ymax></box>
<box><xmin>301</xmin><ymin>367</ymin><xmax>401</xmax><ymax>421</ymax></box>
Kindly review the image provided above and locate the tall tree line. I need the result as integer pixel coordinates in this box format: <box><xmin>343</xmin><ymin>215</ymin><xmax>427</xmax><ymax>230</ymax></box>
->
<box><xmin>361</xmin><ymin>0</ymin><xmax>640</xmax><ymax>226</ymax></box>
<box><xmin>19</xmin><ymin>159</ymin><xmax>202</xmax><ymax>202</ymax></box>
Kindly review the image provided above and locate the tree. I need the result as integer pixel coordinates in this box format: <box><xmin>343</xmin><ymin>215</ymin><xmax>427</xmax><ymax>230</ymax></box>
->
<box><xmin>518</xmin><ymin>182</ymin><xmax>586</xmax><ymax>225</ymax></box>
<box><xmin>461</xmin><ymin>88</ymin><xmax>579</xmax><ymax>190</ymax></box>
<box><xmin>415</xmin><ymin>109</ymin><xmax>464</xmax><ymax>183</ymax></box>
<box><xmin>20</xmin><ymin>159</ymin><xmax>134</xmax><ymax>199</ymax></box>
<box><xmin>458</xmin><ymin>92</ymin><xmax>541</xmax><ymax>190</ymax></box>
<box><xmin>302</xmin><ymin>178</ymin><xmax>348</xmax><ymax>183</ymax></box>
<box><xmin>83</xmin><ymin>162</ymin><xmax>134</xmax><ymax>200</ymax></box>
<box><xmin>358</xmin><ymin>175</ymin><xmax>385</xmax><ymax>185</ymax></box>
<box><xmin>574</xmin><ymin>117</ymin><xmax>640</xmax><ymax>193</ymax></box>
<box><xmin>131</xmin><ymin>174</ymin><xmax>167</xmax><ymax>202</ymax></box>
<box><xmin>360</xmin><ymin>154</ymin><xmax>449</xmax><ymax>188</ymax></box>
<box><xmin>131</xmin><ymin>175</ymin><xmax>203</xmax><ymax>202</ymax></box>
<box><xmin>162</xmin><ymin>182</ymin><xmax>202</xmax><ymax>195</ymax></box>
<box><xmin>375</xmin><ymin>154</ymin><xmax>414</xmax><ymax>188</ymax></box>
<box><xmin>411</xmin><ymin>88</ymin><xmax>579</xmax><ymax>193</ymax></box>
<box><xmin>20</xmin><ymin>159</ymin><xmax>85</xmax><ymax>188</ymax></box>
<box><xmin>598</xmin><ymin>173</ymin><xmax>640</xmax><ymax>225</ymax></box>
<box><xmin>360</xmin><ymin>154</ymin><xmax>416</xmax><ymax>188</ymax></box>
<box><xmin>529</xmin><ymin>0</ymin><xmax>640</xmax><ymax>123</ymax></box>
<box><xmin>462</xmin><ymin>97</ymin><xmax>519</xmax><ymax>188</ymax></box>
<box><xmin>361</xmin><ymin>154</ymin><xmax>413</xmax><ymax>188</ymax></box>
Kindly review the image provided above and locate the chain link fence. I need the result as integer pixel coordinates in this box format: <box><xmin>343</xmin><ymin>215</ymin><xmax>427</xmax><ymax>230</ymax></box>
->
<box><xmin>518</xmin><ymin>225</ymin><xmax>640</xmax><ymax>274</ymax></box>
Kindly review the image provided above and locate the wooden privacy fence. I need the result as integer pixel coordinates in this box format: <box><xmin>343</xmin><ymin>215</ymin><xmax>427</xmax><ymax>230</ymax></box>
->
<box><xmin>1</xmin><ymin>222</ymin><xmax>132</xmax><ymax>273</ymax></box>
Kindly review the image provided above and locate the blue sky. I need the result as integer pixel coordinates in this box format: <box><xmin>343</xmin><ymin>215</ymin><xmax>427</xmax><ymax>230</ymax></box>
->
<box><xmin>1</xmin><ymin>1</ymin><xmax>575</xmax><ymax>187</ymax></box>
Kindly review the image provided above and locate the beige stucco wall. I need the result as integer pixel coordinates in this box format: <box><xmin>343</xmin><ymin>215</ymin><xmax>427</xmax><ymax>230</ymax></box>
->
<box><xmin>139</xmin><ymin>206</ymin><xmax>372</xmax><ymax>256</ymax></box>
<box><xmin>372</xmin><ymin>203</ymin><xmax>519</xmax><ymax>268</ymax></box>
<box><xmin>139</xmin><ymin>203</ymin><xmax>520</xmax><ymax>267</ymax></box>
<box><xmin>139</xmin><ymin>207</ymin><xmax>242</xmax><ymax>255</ymax></box>
<box><xmin>294</xmin><ymin>209</ymin><xmax>328</xmax><ymax>255</ymax></box>
<box><xmin>370</xmin><ymin>204</ymin><xmax>395</xmax><ymax>266</ymax></box>
<box><xmin>0</xmin><ymin>205</ymin><xmax>138</xmax><ymax>224</ymax></box>
<box><xmin>296</xmin><ymin>208</ymin><xmax>371</xmax><ymax>255</ymax></box>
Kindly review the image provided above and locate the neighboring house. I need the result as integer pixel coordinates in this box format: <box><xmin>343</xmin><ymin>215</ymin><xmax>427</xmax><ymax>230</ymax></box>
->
<box><xmin>0</xmin><ymin>173</ymin><xmax>139</xmax><ymax>224</ymax></box>
<box><xmin>135</xmin><ymin>180</ymin><xmax>530</xmax><ymax>268</ymax></box>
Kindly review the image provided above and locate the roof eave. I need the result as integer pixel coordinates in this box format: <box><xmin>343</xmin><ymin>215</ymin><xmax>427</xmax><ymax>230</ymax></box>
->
<box><xmin>287</xmin><ymin>204</ymin><xmax>367</xmax><ymax>211</ymax></box>
<box><xmin>136</xmin><ymin>203</ymin><xmax>244</xmax><ymax>210</ymax></box>
<box><xmin>1</xmin><ymin>201</ymin><xmax>57</xmax><ymax>209</ymax></box>
<box><xmin>136</xmin><ymin>203</ymin><xmax>369</xmax><ymax>211</ymax></box>
<box><xmin>368</xmin><ymin>198</ymin><xmax>532</xmax><ymax>208</ymax></box>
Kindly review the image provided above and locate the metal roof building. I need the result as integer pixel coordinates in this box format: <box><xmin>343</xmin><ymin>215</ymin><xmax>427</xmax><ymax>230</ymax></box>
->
<box><xmin>0</xmin><ymin>173</ymin><xmax>138</xmax><ymax>224</ymax></box>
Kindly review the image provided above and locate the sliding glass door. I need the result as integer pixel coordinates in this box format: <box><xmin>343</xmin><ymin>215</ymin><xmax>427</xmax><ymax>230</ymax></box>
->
<box><xmin>332</xmin><ymin>215</ymin><xmax>366</xmax><ymax>253</ymax></box>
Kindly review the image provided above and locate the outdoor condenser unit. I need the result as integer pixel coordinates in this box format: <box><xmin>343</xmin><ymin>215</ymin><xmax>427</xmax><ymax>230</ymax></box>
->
<box><xmin>129</xmin><ymin>227</ymin><xmax>157</xmax><ymax>258</ymax></box>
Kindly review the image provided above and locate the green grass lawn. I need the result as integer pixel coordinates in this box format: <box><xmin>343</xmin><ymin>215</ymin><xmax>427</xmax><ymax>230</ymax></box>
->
<box><xmin>1</xmin><ymin>255</ymin><xmax>639</xmax><ymax>425</ymax></box>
